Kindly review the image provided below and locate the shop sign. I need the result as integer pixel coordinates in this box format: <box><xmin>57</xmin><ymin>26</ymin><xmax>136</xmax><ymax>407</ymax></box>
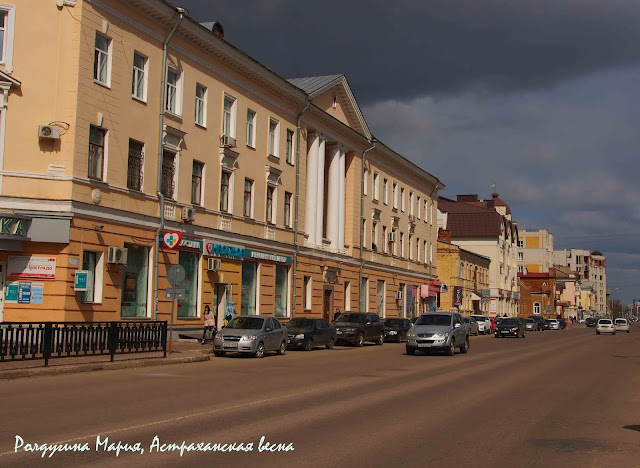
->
<box><xmin>18</xmin><ymin>282</ymin><xmax>31</xmax><ymax>304</ymax></box>
<box><xmin>8</xmin><ymin>256</ymin><xmax>56</xmax><ymax>279</ymax></box>
<box><xmin>453</xmin><ymin>286</ymin><xmax>463</xmax><ymax>306</ymax></box>
<box><xmin>0</xmin><ymin>216</ymin><xmax>29</xmax><ymax>239</ymax></box>
<box><xmin>31</xmin><ymin>283</ymin><xmax>44</xmax><ymax>305</ymax></box>
<box><xmin>162</xmin><ymin>232</ymin><xmax>203</xmax><ymax>252</ymax></box>
<box><xmin>420</xmin><ymin>285</ymin><xmax>429</xmax><ymax>298</ymax></box>
<box><xmin>74</xmin><ymin>270</ymin><xmax>91</xmax><ymax>291</ymax></box>
<box><xmin>244</xmin><ymin>249</ymin><xmax>292</xmax><ymax>265</ymax></box>
<box><xmin>5</xmin><ymin>283</ymin><xmax>18</xmax><ymax>302</ymax></box>
<box><xmin>203</xmin><ymin>241</ymin><xmax>244</xmax><ymax>259</ymax></box>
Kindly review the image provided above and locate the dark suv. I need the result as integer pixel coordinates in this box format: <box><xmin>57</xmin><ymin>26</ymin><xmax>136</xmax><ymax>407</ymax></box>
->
<box><xmin>333</xmin><ymin>312</ymin><xmax>385</xmax><ymax>346</ymax></box>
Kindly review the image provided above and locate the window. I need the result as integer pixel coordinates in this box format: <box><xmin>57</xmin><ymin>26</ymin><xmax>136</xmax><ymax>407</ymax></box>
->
<box><xmin>165</xmin><ymin>67</ymin><xmax>182</xmax><ymax>115</ymax></box>
<box><xmin>195</xmin><ymin>84</ymin><xmax>207</xmax><ymax>126</ymax></box>
<box><xmin>81</xmin><ymin>251</ymin><xmax>103</xmax><ymax>303</ymax></box>
<box><xmin>363</xmin><ymin>169</ymin><xmax>368</xmax><ymax>196</ymax></box>
<box><xmin>268</xmin><ymin>118</ymin><xmax>280</xmax><ymax>157</ymax></box>
<box><xmin>416</xmin><ymin>238</ymin><xmax>421</xmax><ymax>262</ymax></box>
<box><xmin>377</xmin><ymin>280</ymin><xmax>385</xmax><ymax>317</ymax></box>
<box><xmin>383</xmin><ymin>178</ymin><xmax>388</xmax><ymax>204</ymax></box>
<box><xmin>344</xmin><ymin>281</ymin><xmax>351</xmax><ymax>310</ymax></box>
<box><xmin>409</xmin><ymin>191</ymin><xmax>414</xmax><ymax>216</ymax></box>
<box><xmin>0</xmin><ymin>12</ymin><xmax>4</xmax><ymax>63</ymax></box>
<box><xmin>304</xmin><ymin>276</ymin><xmax>312</xmax><ymax>310</ymax></box>
<box><xmin>518</xmin><ymin>240</ymin><xmax>524</xmax><ymax>248</ymax></box>
<box><xmin>424</xmin><ymin>200</ymin><xmax>429</xmax><ymax>222</ymax></box>
<box><xmin>401</xmin><ymin>188</ymin><xmax>406</xmax><ymax>212</ymax></box>
<box><xmin>400</xmin><ymin>232</ymin><xmax>405</xmax><ymax>258</ymax></box>
<box><xmin>275</xmin><ymin>265</ymin><xmax>289</xmax><ymax>317</ymax></box>
<box><xmin>132</xmin><ymin>52</ymin><xmax>147</xmax><ymax>101</ymax></box>
<box><xmin>408</xmin><ymin>234</ymin><xmax>413</xmax><ymax>260</ymax></box>
<box><xmin>191</xmin><ymin>161</ymin><xmax>203</xmax><ymax>205</ymax></box>
<box><xmin>243</xmin><ymin>179</ymin><xmax>253</xmax><ymax>217</ymax></box>
<box><xmin>430</xmin><ymin>243</ymin><xmax>433</xmax><ymax>263</ymax></box>
<box><xmin>417</xmin><ymin>196</ymin><xmax>421</xmax><ymax>219</ymax></box>
<box><xmin>0</xmin><ymin>6</ymin><xmax>15</xmax><ymax>70</ymax></box>
<box><xmin>533</xmin><ymin>302</ymin><xmax>541</xmax><ymax>314</ymax></box>
<box><xmin>518</xmin><ymin>252</ymin><xmax>523</xmax><ymax>261</ymax></box>
<box><xmin>127</xmin><ymin>139</ymin><xmax>144</xmax><ymax>191</ymax></box>
<box><xmin>121</xmin><ymin>244</ymin><xmax>149</xmax><ymax>317</ymax></box>
<box><xmin>161</xmin><ymin>150</ymin><xmax>176</xmax><ymax>199</ymax></box>
<box><xmin>423</xmin><ymin>240</ymin><xmax>428</xmax><ymax>264</ymax></box>
<box><xmin>382</xmin><ymin>226</ymin><xmax>387</xmax><ymax>253</ymax></box>
<box><xmin>284</xmin><ymin>191</ymin><xmax>292</xmax><ymax>228</ymax></box>
<box><xmin>94</xmin><ymin>33</ymin><xmax>111</xmax><ymax>85</ymax></box>
<box><xmin>362</xmin><ymin>219</ymin><xmax>367</xmax><ymax>249</ymax></box>
<box><xmin>373</xmin><ymin>172</ymin><xmax>380</xmax><ymax>201</ymax></box>
<box><xmin>286</xmin><ymin>129</ymin><xmax>295</xmax><ymax>165</ymax></box>
<box><xmin>518</xmin><ymin>265</ymin><xmax>524</xmax><ymax>273</ymax></box>
<box><xmin>88</xmin><ymin>126</ymin><xmax>106</xmax><ymax>180</ymax></box>
<box><xmin>222</xmin><ymin>95</ymin><xmax>237</xmax><ymax>140</ymax></box>
<box><xmin>266</xmin><ymin>185</ymin><xmax>275</xmax><ymax>224</ymax></box>
<box><xmin>360</xmin><ymin>277</ymin><xmax>368</xmax><ymax>312</ymax></box>
<box><xmin>430</xmin><ymin>201</ymin><xmax>434</xmax><ymax>225</ymax></box>
<box><xmin>389</xmin><ymin>229</ymin><xmax>395</xmax><ymax>255</ymax></box>
<box><xmin>178</xmin><ymin>251</ymin><xmax>200</xmax><ymax>317</ymax></box>
<box><xmin>392</xmin><ymin>182</ymin><xmax>398</xmax><ymax>209</ymax></box>
<box><xmin>372</xmin><ymin>221</ymin><xmax>378</xmax><ymax>251</ymax></box>
<box><xmin>220</xmin><ymin>171</ymin><xmax>231</xmax><ymax>212</ymax></box>
<box><xmin>246</xmin><ymin>109</ymin><xmax>256</xmax><ymax>148</ymax></box>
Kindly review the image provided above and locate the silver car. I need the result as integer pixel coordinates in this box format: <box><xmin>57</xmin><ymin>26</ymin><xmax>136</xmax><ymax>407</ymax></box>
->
<box><xmin>213</xmin><ymin>316</ymin><xmax>287</xmax><ymax>358</ymax></box>
<box><xmin>406</xmin><ymin>312</ymin><xmax>470</xmax><ymax>356</ymax></box>
<box><xmin>470</xmin><ymin>315</ymin><xmax>491</xmax><ymax>335</ymax></box>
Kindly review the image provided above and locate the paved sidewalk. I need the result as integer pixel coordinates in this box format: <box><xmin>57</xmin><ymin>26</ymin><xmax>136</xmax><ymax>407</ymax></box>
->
<box><xmin>0</xmin><ymin>339</ymin><xmax>212</xmax><ymax>380</ymax></box>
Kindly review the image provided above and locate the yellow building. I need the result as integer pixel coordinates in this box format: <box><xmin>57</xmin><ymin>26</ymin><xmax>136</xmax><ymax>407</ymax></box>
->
<box><xmin>0</xmin><ymin>0</ymin><xmax>443</xmax><ymax>328</ymax></box>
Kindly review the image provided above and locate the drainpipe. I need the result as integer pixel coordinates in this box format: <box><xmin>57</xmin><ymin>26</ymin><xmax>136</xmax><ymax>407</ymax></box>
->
<box><xmin>292</xmin><ymin>98</ymin><xmax>312</xmax><ymax>318</ymax></box>
<box><xmin>153</xmin><ymin>8</ymin><xmax>186</xmax><ymax>321</ymax></box>
<box><xmin>358</xmin><ymin>138</ymin><xmax>377</xmax><ymax>311</ymax></box>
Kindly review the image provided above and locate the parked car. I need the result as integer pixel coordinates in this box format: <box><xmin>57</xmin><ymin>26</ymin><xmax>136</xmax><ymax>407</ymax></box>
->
<box><xmin>524</xmin><ymin>318</ymin><xmax>537</xmax><ymax>332</ymax></box>
<box><xmin>464</xmin><ymin>316</ymin><xmax>479</xmax><ymax>336</ymax></box>
<box><xmin>596</xmin><ymin>318</ymin><xmax>616</xmax><ymax>335</ymax></box>
<box><xmin>333</xmin><ymin>312</ymin><xmax>385</xmax><ymax>346</ymax></box>
<box><xmin>547</xmin><ymin>319</ymin><xmax>560</xmax><ymax>330</ymax></box>
<box><xmin>410</xmin><ymin>316</ymin><xmax>419</xmax><ymax>324</ymax></box>
<box><xmin>585</xmin><ymin>317</ymin><xmax>598</xmax><ymax>327</ymax></box>
<box><xmin>529</xmin><ymin>315</ymin><xmax>545</xmax><ymax>331</ymax></box>
<box><xmin>383</xmin><ymin>318</ymin><xmax>413</xmax><ymax>342</ymax></box>
<box><xmin>213</xmin><ymin>316</ymin><xmax>287</xmax><ymax>358</ymax></box>
<box><xmin>495</xmin><ymin>317</ymin><xmax>526</xmax><ymax>338</ymax></box>
<box><xmin>405</xmin><ymin>312</ymin><xmax>470</xmax><ymax>356</ymax></box>
<box><xmin>614</xmin><ymin>318</ymin><xmax>630</xmax><ymax>333</ymax></box>
<box><xmin>286</xmin><ymin>317</ymin><xmax>337</xmax><ymax>350</ymax></box>
<box><xmin>470</xmin><ymin>315</ymin><xmax>491</xmax><ymax>335</ymax></box>
<box><xmin>558</xmin><ymin>318</ymin><xmax>567</xmax><ymax>329</ymax></box>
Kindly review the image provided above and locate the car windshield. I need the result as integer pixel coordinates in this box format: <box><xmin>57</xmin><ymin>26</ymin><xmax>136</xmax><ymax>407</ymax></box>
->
<box><xmin>286</xmin><ymin>318</ymin><xmax>314</xmax><ymax>328</ymax></box>
<box><xmin>525</xmin><ymin>319</ymin><xmax>535</xmax><ymax>323</ymax></box>
<box><xmin>500</xmin><ymin>318</ymin><xmax>520</xmax><ymax>326</ymax></box>
<box><xmin>383</xmin><ymin>319</ymin><xmax>405</xmax><ymax>327</ymax></box>
<box><xmin>226</xmin><ymin>317</ymin><xmax>264</xmax><ymax>329</ymax></box>
<box><xmin>471</xmin><ymin>316</ymin><xmax>485</xmax><ymax>321</ymax></box>
<box><xmin>335</xmin><ymin>313</ymin><xmax>367</xmax><ymax>323</ymax></box>
<box><xmin>615</xmin><ymin>319</ymin><xmax>626</xmax><ymax>324</ymax></box>
<box><xmin>415</xmin><ymin>314</ymin><xmax>452</xmax><ymax>326</ymax></box>
<box><xmin>599</xmin><ymin>320</ymin><xmax>612</xmax><ymax>324</ymax></box>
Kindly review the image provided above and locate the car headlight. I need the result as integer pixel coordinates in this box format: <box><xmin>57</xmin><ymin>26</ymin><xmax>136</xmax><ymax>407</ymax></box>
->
<box><xmin>510</xmin><ymin>328</ymin><xmax>517</xmax><ymax>332</ymax></box>
<box><xmin>432</xmin><ymin>332</ymin><xmax>449</xmax><ymax>340</ymax></box>
<box><xmin>241</xmin><ymin>335</ymin><xmax>258</xmax><ymax>341</ymax></box>
<box><xmin>294</xmin><ymin>334</ymin><xmax>305</xmax><ymax>339</ymax></box>
<box><xmin>407</xmin><ymin>330</ymin><xmax>416</xmax><ymax>338</ymax></box>
<box><xmin>388</xmin><ymin>331</ymin><xmax>397</xmax><ymax>335</ymax></box>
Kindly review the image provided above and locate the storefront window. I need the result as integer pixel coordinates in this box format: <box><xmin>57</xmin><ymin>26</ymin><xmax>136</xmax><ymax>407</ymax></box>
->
<box><xmin>177</xmin><ymin>251</ymin><xmax>199</xmax><ymax>317</ymax></box>
<box><xmin>81</xmin><ymin>251</ymin><xmax>96</xmax><ymax>303</ymax></box>
<box><xmin>275</xmin><ymin>265</ymin><xmax>288</xmax><ymax>317</ymax></box>
<box><xmin>360</xmin><ymin>277</ymin><xmax>368</xmax><ymax>312</ymax></box>
<box><xmin>241</xmin><ymin>261</ymin><xmax>258</xmax><ymax>315</ymax></box>
<box><xmin>376</xmin><ymin>280</ymin><xmax>385</xmax><ymax>317</ymax></box>
<box><xmin>121</xmin><ymin>244</ymin><xmax>149</xmax><ymax>317</ymax></box>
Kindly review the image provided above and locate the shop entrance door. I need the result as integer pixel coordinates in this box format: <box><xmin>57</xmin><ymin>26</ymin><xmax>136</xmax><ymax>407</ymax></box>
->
<box><xmin>323</xmin><ymin>287</ymin><xmax>333</xmax><ymax>321</ymax></box>
<box><xmin>0</xmin><ymin>262</ymin><xmax>5</xmax><ymax>321</ymax></box>
<box><xmin>214</xmin><ymin>284</ymin><xmax>227</xmax><ymax>329</ymax></box>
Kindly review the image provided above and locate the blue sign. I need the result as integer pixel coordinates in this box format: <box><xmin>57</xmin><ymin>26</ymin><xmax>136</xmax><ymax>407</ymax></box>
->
<box><xmin>18</xmin><ymin>282</ymin><xmax>31</xmax><ymax>304</ymax></box>
<box><xmin>74</xmin><ymin>270</ymin><xmax>90</xmax><ymax>291</ymax></box>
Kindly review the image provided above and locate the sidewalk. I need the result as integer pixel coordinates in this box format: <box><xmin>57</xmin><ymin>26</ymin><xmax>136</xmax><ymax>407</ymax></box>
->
<box><xmin>0</xmin><ymin>339</ymin><xmax>212</xmax><ymax>380</ymax></box>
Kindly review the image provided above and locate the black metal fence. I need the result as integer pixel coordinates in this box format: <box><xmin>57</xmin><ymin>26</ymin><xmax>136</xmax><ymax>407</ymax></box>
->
<box><xmin>0</xmin><ymin>321</ymin><xmax>167</xmax><ymax>367</ymax></box>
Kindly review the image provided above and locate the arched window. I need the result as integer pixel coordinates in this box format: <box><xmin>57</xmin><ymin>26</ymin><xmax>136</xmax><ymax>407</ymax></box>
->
<box><xmin>534</xmin><ymin>302</ymin><xmax>541</xmax><ymax>315</ymax></box>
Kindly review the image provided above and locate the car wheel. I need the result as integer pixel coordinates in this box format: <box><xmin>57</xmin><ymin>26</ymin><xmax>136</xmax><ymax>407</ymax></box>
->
<box><xmin>355</xmin><ymin>333</ymin><xmax>364</xmax><ymax>347</ymax></box>
<box><xmin>277</xmin><ymin>341</ymin><xmax>287</xmax><ymax>355</ymax></box>
<box><xmin>376</xmin><ymin>332</ymin><xmax>384</xmax><ymax>345</ymax></box>
<box><xmin>447</xmin><ymin>341</ymin><xmax>455</xmax><ymax>356</ymax></box>
<box><xmin>406</xmin><ymin>347</ymin><xmax>415</xmax><ymax>355</ymax></box>
<box><xmin>254</xmin><ymin>342</ymin><xmax>265</xmax><ymax>358</ymax></box>
<box><xmin>213</xmin><ymin>351</ymin><xmax>226</xmax><ymax>357</ymax></box>
<box><xmin>522</xmin><ymin>332</ymin><xmax>526</xmax><ymax>338</ymax></box>
<box><xmin>613</xmin><ymin>331</ymin><xmax>616</xmax><ymax>335</ymax></box>
<box><xmin>627</xmin><ymin>330</ymin><xmax>630</xmax><ymax>334</ymax></box>
<box><xmin>303</xmin><ymin>338</ymin><xmax>313</xmax><ymax>351</ymax></box>
<box><xmin>596</xmin><ymin>331</ymin><xmax>600</xmax><ymax>335</ymax></box>
<box><xmin>460</xmin><ymin>337</ymin><xmax>469</xmax><ymax>354</ymax></box>
<box><xmin>326</xmin><ymin>338</ymin><xmax>335</xmax><ymax>349</ymax></box>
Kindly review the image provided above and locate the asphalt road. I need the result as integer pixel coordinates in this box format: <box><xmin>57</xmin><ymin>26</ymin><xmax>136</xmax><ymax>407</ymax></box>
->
<box><xmin>1</xmin><ymin>325</ymin><xmax>639</xmax><ymax>467</ymax></box>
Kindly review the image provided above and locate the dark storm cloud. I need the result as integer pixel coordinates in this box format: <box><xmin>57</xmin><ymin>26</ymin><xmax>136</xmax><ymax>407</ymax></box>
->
<box><xmin>174</xmin><ymin>0</ymin><xmax>640</xmax><ymax>103</ymax></box>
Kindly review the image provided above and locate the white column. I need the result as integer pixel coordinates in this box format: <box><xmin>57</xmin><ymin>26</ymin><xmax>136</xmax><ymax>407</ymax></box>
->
<box><xmin>338</xmin><ymin>148</ymin><xmax>346</xmax><ymax>252</ymax></box>
<box><xmin>304</xmin><ymin>133</ymin><xmax>319</xmax><ymax>243</ymax></box>
<box><xmin>315</xmin><ymin>136</ymin><xmax>326</xmax><ymax>245</ymax></box>
<box><xmin>326</xmin><ymin>145</ymin><xmax>341</xmax><ymax>249</ymax></box>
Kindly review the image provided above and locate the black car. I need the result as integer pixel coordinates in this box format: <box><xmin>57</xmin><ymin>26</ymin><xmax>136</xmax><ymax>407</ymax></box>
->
<box><xmin>543</xmin><ymin>319</ymin><xmax>552</xmax><ymax>330</ymax></box>
<box><xmin>382</xmin><ymin>318</ymin><xmax>412</xmax><ymax>342</ymax></box>
<box><xmin>332</xmin><ymin>312</ymin><xmax>385</xmax><ymax>346</ymax></box>
<box><xmin>528</xmin><ymin>315</ymin><xmax>545</xmax><ymax>331</ymax></box>
<box><xmin>286</xmin><ymin>317</ymin><xmax>337</xmax><ymax>351</ymax></box>
<box><xmin>585</xmin><ymin>317</ymin><xmax>598</xmax><ymax>327</ymax></box>
<box><xmin>558</xmin><ymin>318</ymin><xmax>567</xmax><ymax>329</ymax></box>
<box><xmin>495</xmin><ymin>317</ymin><xmax>526</xmax><ymax>338</ymax></box>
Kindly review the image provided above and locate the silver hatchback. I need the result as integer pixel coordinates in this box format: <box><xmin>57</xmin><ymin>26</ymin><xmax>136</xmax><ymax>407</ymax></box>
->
<box><xmin>406</xmin><ymin>312</ymin><xmax>470</xmax><ymax>356</ymax></box>
<box><xmin>213</xmin><ymin>316</ymin><xmax>288</xmax><ymax>358</ymax></box>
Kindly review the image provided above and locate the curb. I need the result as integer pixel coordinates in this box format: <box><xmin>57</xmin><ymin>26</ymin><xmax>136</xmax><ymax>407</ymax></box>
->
<box><xmin>0</xmin><ymin>354</ymin><xmax>210</xmax><ymax>380</ymax></box>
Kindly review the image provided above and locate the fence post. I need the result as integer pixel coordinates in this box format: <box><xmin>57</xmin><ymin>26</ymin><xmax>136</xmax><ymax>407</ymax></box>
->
<box><xmin>108</xmin><ymin>322</ymin><xmax>118</xmax><ymax>362</ymax></box>
<box><xmin>161</xmin><ymin>321</ymin><xmax>167</xmax><ymax>358</ymax></box>
<box><xmin>43</xmin><ymin>323</ymin><xmax>52</xmax><ymax>368</ymax></box>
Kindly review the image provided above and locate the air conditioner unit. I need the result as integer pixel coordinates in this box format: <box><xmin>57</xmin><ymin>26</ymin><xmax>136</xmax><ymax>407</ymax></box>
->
<box><xmin>107</xmin><ymin>246</ymin><xmax>128</xmax><ymax>265</ymax></box>
<box><xmin>395</xmin><ymin>291</ymin><xmax>403</xmax><ymax>300</ymax></box>
<box><xmin>207</xmin><ymin>258</ymin><xmax>222</xmax><ymax>271</ymax></box>
<box><xmin>388</xmin><ymin>231</ymin><xmax>396</xmax><ymax>243</ymax></box>
<box><xmin>38</xmin><ymin>125</ymin><xmax>61</xmax><ymax>140</ymax></box>
<box><xmin>181</xmin><ymin>206</ymin><xmax>196</xmax><ymax>222</ymax></box>
<box><xmin>220</xmin><ymin>134</ymin><xmax>237</xmax><ymax>148</ymax></box>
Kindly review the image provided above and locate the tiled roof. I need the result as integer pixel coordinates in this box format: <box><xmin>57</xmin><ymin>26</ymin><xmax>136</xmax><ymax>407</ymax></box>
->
<box><xmin>288</xmin><ymin>75</ymin><xmax>344</xmax><ymax>96</ymax></box>
<box><xmin>439</xmin><ymin>195</ymin><xmax>517</xmax><ymax>238</ymax></box>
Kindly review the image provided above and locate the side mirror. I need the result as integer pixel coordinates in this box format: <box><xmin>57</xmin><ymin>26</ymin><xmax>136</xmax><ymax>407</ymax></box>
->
<box><xmin>266</xmin><ymin>327</ymin><xmax>273</xmax><ymax>332</ymax></box>
<box><xmin>454</xmin><ymin>323</ymin><xmax>461</xmax><ymax>329</ymax></box>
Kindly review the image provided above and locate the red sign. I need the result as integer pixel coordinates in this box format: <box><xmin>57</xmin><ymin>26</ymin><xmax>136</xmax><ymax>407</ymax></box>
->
<box><xmin>162</xmin><ymin>232</ymin><xmax>182</xmax><ymax>249</ymax></box>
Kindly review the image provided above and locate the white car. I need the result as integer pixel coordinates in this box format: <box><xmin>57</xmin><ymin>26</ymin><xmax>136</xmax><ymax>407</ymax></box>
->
<box><xmin>596</xmin><ymin>319</ymin><xmax>616</xmax><ymax>335</ymax></box>
<box><xmin>470</xmin><ymin>315</ymin><xmax>491</xmax><ymax>335</ymax></box>
<box><xmin>547</xmin><ymin>319</ymin><xmax>560</xmax><ymax>330</ymax></box>
<box><xmin>614</xmin><ymin>318</ymin><xmax>630</xmax><ymax>333</ymax></box>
